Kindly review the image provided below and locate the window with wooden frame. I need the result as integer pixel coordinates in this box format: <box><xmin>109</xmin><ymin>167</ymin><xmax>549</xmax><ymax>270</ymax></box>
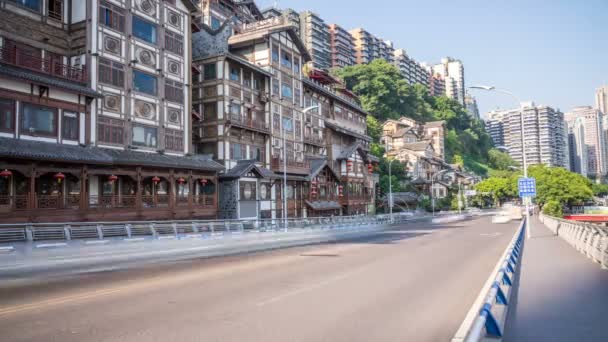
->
<box><xmin>99</xmin><ymin>1</ymin><xmax>125</xmax><ymax>32</ymax></box>
<box><xmin>97</xmin><ymin>116</ymin><xmax>124</xmax><ymax>145</ymax></box>
<box><xmin>61</xmin><ymin>111</ymin><xmax>79</xmax><ymax>140</ymax></box>
<box><xmin>98</xmin><ymin>58</ymin><xmax>125</xmax><ymax>87</ymax></box>
<box><xmin>203</xmin><ymin>102</ymin><xmax>217</xmax><ymax>121</ymax></box>
<box><xmin>47</xmin><ymin>0</ymin><xmax>63</xmax><ymax>20</ymax></box>
<box><xmin>165</xmin><ymin>79</ymin><xmax>183</xmax><ymax>103</ymax></box>
<box><xmin>165</xmin><ymin>30</ymin><xmax>184</xmax><ymax>55</ymax></box>
<box><xmin>231</xmin><ymin>142</ymin><xmax>244</xmax><ymax>160</ymax></box>
<box><xmin>20</xmin><ymin>103</ymin><xmax>57</xmax><ymax>137</ymax></box>
<box><xmin>0</xmin><ymin>98</ymin><xmax>15</xmax><ymax>133</ymax></box>
<box><xmin>165</xmin><ymin>128</ymin><xmax>183</xmax><ymax>152</ymax></box>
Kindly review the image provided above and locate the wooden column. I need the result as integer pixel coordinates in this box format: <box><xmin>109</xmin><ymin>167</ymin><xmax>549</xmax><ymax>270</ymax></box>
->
<box><xmin>29</xmin><ymin>164</ymin><xmax>36</xmax><ymax>210</ymax></box>
<box><xmin>169</xmin><ymin>169</ymin><xmax>175</xmax><ymax>216</ymax></box>
<box><xmin>80</xmin><ymin>165</ymin><xmax>88</xmax><ymax>211</ymax></box>
<box><xmin>214</xmin><ymin>175</ymin><xmax>219</xmax><ymax>219</ymax></box>
<box><xmin>187</xmin><ymin>170</ymin><xmax>193</xmax><ymax>215</ymax></box>
<box><xmin>136</xmin><ymin>167</ymin><xmax>142</xmax><ymax>213</ymax></box>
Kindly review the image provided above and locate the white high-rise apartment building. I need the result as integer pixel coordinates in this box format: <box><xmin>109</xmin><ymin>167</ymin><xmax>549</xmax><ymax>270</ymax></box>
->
<box><xmin>567</xmin><ymin>117</ymin><xmax>588</xmax><ymax>177</ymax></box>
<box><xmin>488</xmin><ymin>103</ymin><xmax>568</xmax><ymax>168</ymax></box>
<box><xmin>565</xmin><ymin>106</ymin><xmax>607</xmax><ymax>180</ymax></box>
<box><xmin>595</xmin><ymin>85</ymin><xmax>608</xmax><ymax>115</ymax></box>
<box><xmin>432</xmin><ymin>57</ymin><xmax>465</xmax><ymax>105</ymax></box>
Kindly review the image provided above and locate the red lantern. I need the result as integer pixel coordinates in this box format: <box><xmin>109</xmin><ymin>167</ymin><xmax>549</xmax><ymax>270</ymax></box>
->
<box><xmin>152</xmin><ymin>176</ymin><xmax>161</xmax><ymax>184</ymax></box>
<box><xmin>54</xmin><ymin>172</ymin><xmax>65</xmax><ymax>184</ymax></box>
<box><xmin>0</xmin><ymin>169</ymin><xmax>12</xmax><ymax>178</ymax></box>
<box><xmin>338</xmin><ymin>185</ymin><xmax>344</xmax><ymax>197</ymax></box>
<box><xmin>108</xmin><ymin>174</ymin><xmax>118</xmax><ymax>182</ymax></box>
<box><xmin>346</xmin><ymin>159</ymin><xmax>353</xmax><ymax>172</ymax></box>
<box><xmin>177</xmin><ymin>177</ymin><xmax>186</xmax><ymax>184</ymax></box>
<box><xmin>200</xmin><ymin>178</ymin><xmax>208</xmax><ymax>185</ymax></box>
<box><xmin>368</xmin><ymin>163</ymin><xmax>373</xmax><ymax>174</ymax></box>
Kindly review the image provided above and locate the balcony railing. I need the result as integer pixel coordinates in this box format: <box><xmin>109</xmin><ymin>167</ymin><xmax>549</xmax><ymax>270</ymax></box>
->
<box><xmin>37</xmin><ymin>194</ymin><xmax>81</xmax><ymax>210</ymax></box>
<box><xmin>0</xmin><ymin>46</ymin><xmax>87</xmax><ymax>83</ymax></box>
<box><xmin>89</xmin><ymin>195</ymin><xmax>137</xmax><ymax>209</ymax></box>
<box><xmin>0</xmin><ymin>195</ymin><xmax>29</xmax><ymax>210</ymax></box>
<box><xmin>228</xmin><ymin>113</ymin><xmax>270</xmax><ymax>133</ymax></box>
<box><xmin>303</xmin><ymin>134</ymin><xmax>325</xmax><ymax>146</ymax></box>
<box><xmin>271</xmin><ymin>157</ymin><xmax>311</xmax><ymax>174</ymax></box>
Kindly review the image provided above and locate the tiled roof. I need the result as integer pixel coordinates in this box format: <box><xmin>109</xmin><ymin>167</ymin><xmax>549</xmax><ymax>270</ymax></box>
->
<box><xmin>402</xmin><ymin>140</ymin><xmax>433</xmax><ymax>152</ymax></box>
<box><xmin>220</xmin><ymin>160</ymin><xmax>276</xmax><ymax>179</ymax></box>
<box><xmin>0</xmin><ymin>138</ymin><xmax>224</xmax><ymax>172</ymax></box>
<box><xmin>324</xmin><ymin>120</ymin><xmax>372</xmax><ymax>142</ymax></box>
<box><xmin>424</xmin><ymin>120</ymin><xmax>445</xmax><ymax>128</ymax></box>
<box><xmin>305</xmin><ymin>200</ymin><xmax>342</xmax><ymax>211</ymax></box>
<box><xmin>0</xmin><ymin>64</ymin><xmax>102</xmax><ymax>98</ymax></box>
<box><xmin>308</xmin><ymin>158</ymin><xmax>339</xmax><ymax>180</ymax></box>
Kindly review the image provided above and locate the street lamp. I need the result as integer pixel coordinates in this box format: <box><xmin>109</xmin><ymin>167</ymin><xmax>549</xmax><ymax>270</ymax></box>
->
<box><xmin>431</xmin><ymin>169</ymin><xmax>450</xmax><ymax>216</ymax></box>
<box><xmin>469</xmin><ymin>84</ymin><xmax>531</xmax><ymax>239</ymax></box>
<box><xmin>384</xmin><ymin>141</ymin><xmax>396</xmax><ymax>223</ymax></box>
<box><xmin>282</xmin><ymin>105</ymin><xmax>318</xmax><ymax>228</ymax></box>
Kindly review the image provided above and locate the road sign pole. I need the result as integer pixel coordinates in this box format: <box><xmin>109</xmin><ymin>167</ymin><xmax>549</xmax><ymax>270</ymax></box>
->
<box><xmin>518</xmin><ymin>177</ymin><xmax>535</xmax><ymax>240</ymax></box>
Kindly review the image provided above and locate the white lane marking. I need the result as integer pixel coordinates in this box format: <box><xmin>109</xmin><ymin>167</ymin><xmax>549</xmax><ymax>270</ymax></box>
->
<box><xmin>158</xmin><ymin>236</ymin><xmax>176</xmax><ymax>240</ymax></box>
<box><xmin>123</xmin><ymin>238</ymin><xmax>145</xmax><ymax>242</ymax></box>
<box><xmin>35</xmin><ymin>243</ymin><xmax>68</xmax><ymax>248</ymax></box>
<box><xmin>480</xmin><ymin>232</ymin><xmax>502</xmax><ymax>237</ymax></box>
<box><xmin>0</xmin><ymin>246</ymin><xmax>15</xmax><ymax>252</ymax></box>
<box><xmin>256</xmin><ymin>270</ymin><xmax>359</xmax><ymax>307</ymax></box>
<box><xmin>85</xmin><ymin>240</ymin><xmax>110</xmax><ymax>245</ymax></box>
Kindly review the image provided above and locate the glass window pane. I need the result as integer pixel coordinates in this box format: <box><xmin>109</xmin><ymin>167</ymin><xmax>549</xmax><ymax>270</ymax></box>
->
<box><xmin>133</xmin><ymin>70</ymin><xmax>157</xmax><ymax>95</ymax></box>
<box><xmin>62</xmin><ymin>112</ymin><xmax>79</xmax><ymax>140</ymax></box>
<box><xmin>132</xmin><ymin>16</ymin><xmax>157</xmax><ymax>44</ymax></box>
<box><xmin>203</xmin><ymin>64</ymin><xmax>216</xmax><ymax>80</ymax></box>
<box><xmin>0</xmin><ymin>98</ymin><xmax>15</xmax><ymax>132</ymax></box>
<box><xmin>132</xmin><ymin>125</ymin><xmax>157</xmax><ymax>148</ymax></box>
<box><xmin>21</xmin><ymin>103</ymin><xmax>56</xmax><ymax>136</ymax></box>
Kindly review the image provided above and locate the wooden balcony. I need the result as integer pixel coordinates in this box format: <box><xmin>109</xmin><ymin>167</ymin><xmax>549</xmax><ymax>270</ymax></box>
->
<box><xmin>303</xmin><ymin>134</ymin><xmax>325</xmax><ymax>147</ymax></box>
<box><xmin>227</xmin><ymin>113</ymin><xmax>270</xmax><ymax>133</ymax></box>
<box><xmin>271</xmin><ymin>157</ymin><xmax>311</xmax><ymax>175</ymax></box>
<box><xmin>0</xmin><ymin>46</ymin><xmax>87</xmax><ymax>83</ymax></box>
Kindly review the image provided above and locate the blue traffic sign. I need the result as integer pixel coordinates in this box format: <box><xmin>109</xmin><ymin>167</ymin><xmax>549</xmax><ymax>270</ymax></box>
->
<box><xmin>518</xmin><ymin>177</ymin><xmax>536</xmax><ymax>197</ymax></box>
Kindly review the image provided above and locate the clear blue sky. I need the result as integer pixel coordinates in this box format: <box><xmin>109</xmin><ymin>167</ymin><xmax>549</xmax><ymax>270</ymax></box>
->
<box><xmin>258</xmin><ymin>0</ymin><xmax>608</xmax><ymax>118</ymax></box>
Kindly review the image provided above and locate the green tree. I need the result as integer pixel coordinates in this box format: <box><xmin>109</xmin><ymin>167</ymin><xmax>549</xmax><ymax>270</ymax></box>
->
<box><xmin>527</xmin><ymin>165</ymin><xmax>592</xmax><ymax>207</ymax></box>
<box><xmin>488</xmin><ymin>148</ymin><xmax>518</xmax><ymax>170</ymax></box>
<box><xmin>366</xmin><ymin>115</ymin><xmax>382</xmax><ymax>141</ymax></box>
<box><xmin>475</xmin><ymin>177</ymin><xmax>517</xmax><ymax>206</ymax></box>
<box><xmin>542</xmin><ymin>200</ymin><xmax>563</xmax><ymax>217</ymax></box>
<box><xmin>592</xmin><ymin>183</ymin><xmax>608</xmax><ymax>196</ymax></box>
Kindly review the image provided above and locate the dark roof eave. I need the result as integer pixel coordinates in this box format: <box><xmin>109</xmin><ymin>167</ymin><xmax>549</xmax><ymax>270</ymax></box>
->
<box><xmin>302</xmin><ymin>78</ymin><xmax>370</xmax><ymax>116</ymax></box>
<box><xmin>0</xmin><ymin>64</ymin><xmax>102</xmax><ymax>98</ymax></box>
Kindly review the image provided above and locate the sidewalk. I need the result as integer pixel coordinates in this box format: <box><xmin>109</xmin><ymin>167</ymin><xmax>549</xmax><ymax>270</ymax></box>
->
<box><xmin>503</xmin><ymin>217</ymin><xmax>608</xmax><ymax>341</ymax></box>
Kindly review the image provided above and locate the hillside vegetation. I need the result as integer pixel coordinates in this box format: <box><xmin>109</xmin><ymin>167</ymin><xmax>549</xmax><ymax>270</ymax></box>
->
<box><xmin>333</xmin><ymin>59</ymin><xmax>495</xmax><ymax>176</ymax></box>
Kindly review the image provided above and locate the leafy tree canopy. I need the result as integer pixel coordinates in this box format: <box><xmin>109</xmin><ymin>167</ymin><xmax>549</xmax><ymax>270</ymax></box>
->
<box><xmin>334</xmin><ymin>59</ymin><xmax>493</xmax><ymax>174</ymax></box>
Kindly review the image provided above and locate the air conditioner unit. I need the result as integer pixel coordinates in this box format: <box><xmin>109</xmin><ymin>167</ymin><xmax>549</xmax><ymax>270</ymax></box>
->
<box><xmin>259</xmin><ymin>92</ymin><xmax>269</xmax><ymax>103</ymax></box>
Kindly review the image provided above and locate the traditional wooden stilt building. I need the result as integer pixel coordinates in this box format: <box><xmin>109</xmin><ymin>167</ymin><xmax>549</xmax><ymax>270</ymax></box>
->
<box><xmin>0</xmin><ymin>0</ymin><xmax>224</xmax><ymax>223</ymax></box>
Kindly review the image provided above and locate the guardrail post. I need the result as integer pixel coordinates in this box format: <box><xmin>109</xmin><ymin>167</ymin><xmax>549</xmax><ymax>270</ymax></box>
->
<box><xmin>96</xmin><ymin>224</ymin><xmax>104</xmax><ymax>239</ymax></box>
<box><xmin>150</xmin><ymin>223</ymin><xmax>157</xmax><ymax>237</ymax></box>
<box><xmin>601</xmin><ymin>233</ymin><xmax>608</xmax><ymax>270</ymax></box>
<box><xmin>64</xmin><ymin>224</ymin><xmax>71</xmax><ymax>241</ymax></box>
<box><xmin>192</xmin><ymin>222</ymin><xmax>199</xmax><ymax>233</ymax></box>
<box><xmin>125</xmin><ymin>224</ymin><xmax>132</xmax><ymax>238</ymax></box>
<box><xmin>25</xmin><ymin>224</ymin><xmax>34</xmax><ymax>241</ymax></box>
<box><xmin>172</xmin><ymin>223</ymin><xmax>178</xmax><ymax>236</ymax></box>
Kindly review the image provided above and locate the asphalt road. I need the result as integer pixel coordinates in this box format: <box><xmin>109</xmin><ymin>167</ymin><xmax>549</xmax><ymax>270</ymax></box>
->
<box><xmin>0</xmin><ymin>217</ymin><xmax>518</xmax><ymax>342</ymax></box>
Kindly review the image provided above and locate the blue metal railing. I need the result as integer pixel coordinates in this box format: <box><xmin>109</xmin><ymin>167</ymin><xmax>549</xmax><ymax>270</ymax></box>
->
<box><xmin>462</xmin><ymin>219</ymin><xmax>526</xmax><ymax>341</ymax></box>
